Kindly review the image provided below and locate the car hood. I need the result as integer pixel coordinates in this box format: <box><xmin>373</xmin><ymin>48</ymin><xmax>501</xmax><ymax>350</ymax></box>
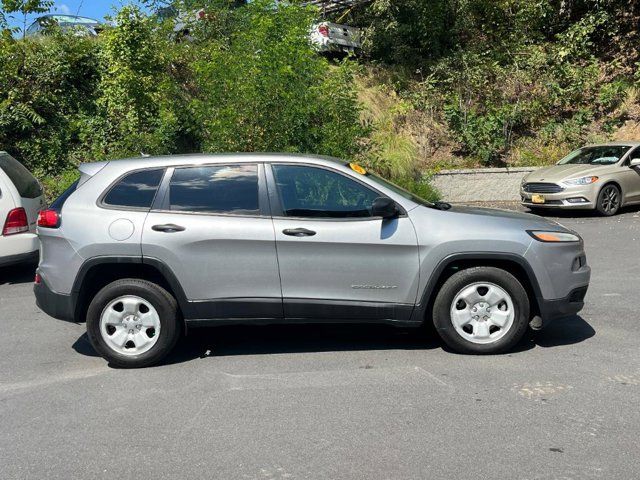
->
<box><xmin>440</xmin><ymin>205</ymin><xmax>571</xmax><ymax>232</ymax></box>
<box><xmin>525</xmin><ymin>163</ymin><xmax>611</xmax><ymax>183</ymax></box>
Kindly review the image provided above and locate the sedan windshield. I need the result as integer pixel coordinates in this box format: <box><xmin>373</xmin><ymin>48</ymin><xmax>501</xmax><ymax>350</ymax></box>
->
<box><xmin>558</xmin><ymin>146</ymin><xmax>631</xmax><ymax>166</ymax></box>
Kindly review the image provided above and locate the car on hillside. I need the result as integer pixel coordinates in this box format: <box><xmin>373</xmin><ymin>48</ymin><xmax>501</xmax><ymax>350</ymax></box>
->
<box><xmin>521</xmin><ymin>142</ymin><xmax>640</xmax><ymax>216</ymax></box>
<box><xmin>310</xmin><ymin>22</ymin><xmax>362</xmax><ymax>55</ymax></box>
<box><xmin>157</xmin><ymin>4</ymin><xmax>362</xmax><ymax>53</ymax></box>
<box><xmin>34</xmin><ymin>154</ymin><xmax>590</xmax><ymax>368</ymax></box>
<box><xmin>0</xmin><ymin>152</ymin><xmax>45</xmax><ymax>267</ymax></box>
<box><xmin>25</xmin><ymin>15</ymin><xmax>103</xmax><ymax>37</ymax></box>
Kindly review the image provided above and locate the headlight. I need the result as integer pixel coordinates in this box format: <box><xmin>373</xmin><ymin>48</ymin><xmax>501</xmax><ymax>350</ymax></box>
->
<box><xmin>521</xmin><ymin>177</ymin><xmax>527</xmax><ymax>186</ymax></box>
<box><xmin>527</xmin><ymin>230</ymin><xmax>581</xmax><ymax>243</ymax></box>
<box><xmin>563</xmin><ymin>176</ymin><xmax>598</xmax><ymax>186</ymax></box>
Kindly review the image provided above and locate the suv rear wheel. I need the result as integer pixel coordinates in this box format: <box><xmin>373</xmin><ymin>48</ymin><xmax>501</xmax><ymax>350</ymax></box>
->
<box><xmin>432</xmin><ymin>267</ymin><xmax>530</xmax><ymax>354</ymax></box>
<box><xmin>86</xmin><ymin>279</ymin><xmax>181</xmax><ymax>368</ymax></box>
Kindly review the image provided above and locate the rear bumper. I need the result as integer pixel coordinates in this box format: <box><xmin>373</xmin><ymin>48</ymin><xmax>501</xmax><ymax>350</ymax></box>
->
<box><xmin>34</xmin><ymin>276</ymin><xmax>75</xmax><ymax>322</ymax></box>
<box><xmin>538</xmin><ymin>285</ymin><xmax>588</xmax><ymax>325</ymax></box>
<box><xmin>0</xmin><ymin>233</ymin><xmax>39</xmax><ymax>266</ymax></box>
<box><xmin>0</xmin><ymin>250</ymin><xmax>38</xmax><ymax>267</ymax></box>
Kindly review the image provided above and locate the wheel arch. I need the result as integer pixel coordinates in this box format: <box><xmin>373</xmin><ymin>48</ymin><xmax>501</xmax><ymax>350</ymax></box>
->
<box><xmin>71</xmin><ymin>256</ymin><xmax>188</xmax><ymax>323</ymax></box>
<box><xmin>598</xmin><ymin>179</ymin><xmax>623</xmax><ymax>198</ymax></box>
<box><xmin>412</xmin><ymin>253</ymin><xmax>542</xmax><ymax>324</ymax></box>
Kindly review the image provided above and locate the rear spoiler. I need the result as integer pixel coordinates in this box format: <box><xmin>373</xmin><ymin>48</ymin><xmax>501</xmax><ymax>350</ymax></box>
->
<box><xmin>78</xmin><ymin>161</ymin><xmax>108</xmax><ymax>187</ymax></box>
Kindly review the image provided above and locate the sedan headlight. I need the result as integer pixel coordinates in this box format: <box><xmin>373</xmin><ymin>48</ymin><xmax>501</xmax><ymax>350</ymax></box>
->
<box><xmin>563</xmin><ymin>176</ymin><xmax>598</xmax><ymax>186</ymax></box>
<box><xmin>528</xmin><ymin>230</ymin><xmax>581</xmax><ymax>243</ymax></box>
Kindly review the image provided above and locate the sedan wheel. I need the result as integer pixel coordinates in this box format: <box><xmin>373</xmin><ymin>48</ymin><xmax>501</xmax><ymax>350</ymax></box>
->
<box><xmin>597</xmin><ymin>184</ymin><xmax>620</xmax><ymax>216</ymax></box>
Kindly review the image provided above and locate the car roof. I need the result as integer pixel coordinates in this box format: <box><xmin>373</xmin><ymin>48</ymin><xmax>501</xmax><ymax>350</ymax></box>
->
<box><xmin>80</xmin><ymin>153</ymin><xmax>346</xmax><ymax>175</ymax></box>
<box><xmin>35</xmin><ymin>14</ymin><xmax>100</xmax><ymax>23</ymax></box>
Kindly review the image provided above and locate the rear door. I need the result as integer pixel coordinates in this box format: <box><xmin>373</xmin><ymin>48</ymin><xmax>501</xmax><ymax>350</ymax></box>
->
<box><xmin>0</xmin><ymin>152</ymin><xmax>44</xmax><ymax>231</ymax></box>
<box><xmin>267</xmin><ymin>162</ymin><xmax>420</xmax><ymax>322</ymax></box>
<box><xmin>141</xmin><ymin>163</ymin><xmax>282</xmax><ymax>319</ymax></box>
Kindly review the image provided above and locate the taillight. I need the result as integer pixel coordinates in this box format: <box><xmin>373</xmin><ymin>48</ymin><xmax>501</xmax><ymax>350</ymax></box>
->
<box><xmin>34</xmin><ymin>273</ymin><xmax>42</xmax><ymax>285</ymax></box>
<box><xmin>318</xmin><ymin>25</ymin><xmax>329</xmax><ymax>37</ymax></box>
<box><xmin>3</xmin><ymin>207</ymin><xmax>29</xmax><ymax>236</ymax></box>
<box><xmin>37</xmin><ymin>209</ymin><xmax>60</xmax><ymax>228</ymax></box>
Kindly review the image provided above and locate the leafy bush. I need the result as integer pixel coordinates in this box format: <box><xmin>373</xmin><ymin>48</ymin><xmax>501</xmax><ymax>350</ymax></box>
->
<box><xmin>0</xmin><ymin>1</ymin><xmax>371</xmax><ymax>186</ymax></box>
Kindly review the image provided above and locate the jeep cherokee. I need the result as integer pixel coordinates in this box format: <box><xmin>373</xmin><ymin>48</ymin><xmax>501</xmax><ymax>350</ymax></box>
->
<box><xmin>34</xmin><ymin>154</ymin><xmax>591</xmax><ymax>367</ymax></box>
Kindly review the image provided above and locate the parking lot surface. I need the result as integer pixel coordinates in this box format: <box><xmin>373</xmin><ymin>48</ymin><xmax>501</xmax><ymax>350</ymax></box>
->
<box><xmin>1</xmin><ymin>205</ymin><xmax>639</xmax><ymax>479</ymax></box>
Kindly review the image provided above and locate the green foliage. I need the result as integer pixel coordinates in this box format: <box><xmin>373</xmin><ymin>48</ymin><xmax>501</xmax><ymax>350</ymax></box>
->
<box><xmin>0</xmin><ymin>0</ymin><xmax>52</xmax><ymax>31</ymax></box>
<box><xmin>0</xmin><ymin>0</ymin><xmax>369</xmax><ymax>188</ymax></box>
<box><xmin>40</xmin><ymin>168</ymin><xmax>78</xmax><ymax>201</ymax></box>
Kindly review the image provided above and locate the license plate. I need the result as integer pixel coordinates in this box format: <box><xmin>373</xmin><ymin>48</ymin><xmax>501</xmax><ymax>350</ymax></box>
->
<box><xmin>531</xmin><ymin>194</ymin><xmax>545</xmax><ymax>204</ymax></box>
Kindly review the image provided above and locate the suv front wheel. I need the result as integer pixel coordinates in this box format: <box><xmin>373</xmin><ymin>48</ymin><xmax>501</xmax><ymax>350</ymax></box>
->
<box><xmin>432</xmin><ymin>267</ymin><xmax>530</xmax><ymax>354</ymax></box>
<box><xmin>86</xmin><ymin>279</ymin><xmax>181</xmax><ymax>368</ymax></box>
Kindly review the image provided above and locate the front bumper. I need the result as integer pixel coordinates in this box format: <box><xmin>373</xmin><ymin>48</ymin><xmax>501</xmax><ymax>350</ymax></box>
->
<box><xmin>520</xmin><ymin>184</ymin><xmax>597</xmax><ymax>209</ymax></box>
<box><xmin>537</xmin><ymin>285</ymin><xmax>588</xmax><ymax>325</ymax></box>
<box><xmin>34</xmin><ymin>275</ymin><xmax>75</xmax><ymax>322</ymax></box>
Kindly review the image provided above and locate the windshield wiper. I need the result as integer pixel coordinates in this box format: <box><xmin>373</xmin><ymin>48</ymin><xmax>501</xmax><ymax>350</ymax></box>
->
<box><xmin>432</xmin><ymin>201</ymin><xmax>451</xmax><ymax>210</ymax></box>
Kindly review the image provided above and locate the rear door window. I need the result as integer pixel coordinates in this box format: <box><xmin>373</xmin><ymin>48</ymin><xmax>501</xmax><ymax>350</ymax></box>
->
<box><xmin>0</xmin><ymin>152</ymin><xmax>42</xmax><ymax>199</ymax></box>
<box><xmin>103</xmin><ymin>169</ymin><xmax>164</xmax><ymax>209</ymax></box>
<box><xmin>168</xmin><ymin>164</ymin><xmax>259</xmax><ymax>214</ymax></box>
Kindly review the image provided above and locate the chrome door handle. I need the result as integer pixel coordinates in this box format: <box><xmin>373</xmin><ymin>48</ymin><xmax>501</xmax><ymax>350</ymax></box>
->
<box><xmin>282</xmin><ymin>228</ymin><xmax>316</xmax><ymax>237</ymax></box>
<box><xmin>152</xmin><ymin>224</ymin><xmax>185</xmax><ymax>233</ymax></box>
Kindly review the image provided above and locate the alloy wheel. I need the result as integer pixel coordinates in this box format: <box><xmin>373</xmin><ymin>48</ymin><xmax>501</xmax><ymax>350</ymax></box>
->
<box><xmin>599</xmin><ymin>185</ymin><xmax>620</xmax><ymax>215</ymax></box>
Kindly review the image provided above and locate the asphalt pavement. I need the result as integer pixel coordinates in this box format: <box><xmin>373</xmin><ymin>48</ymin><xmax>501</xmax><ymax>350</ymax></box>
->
<box><xmin>1</xmin><ymin>204</ymin><xmax>639</xmax><ymax>479</ymax></box>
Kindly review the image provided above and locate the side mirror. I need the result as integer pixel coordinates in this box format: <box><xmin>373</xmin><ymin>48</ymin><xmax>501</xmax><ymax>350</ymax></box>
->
<box><xmin>629</xmin><ymin>158</ymin><xmax>640</xmax><ymax>167</ymax></box>
<box><xmin>372</xmin><ymin>197</ymin><xmax>399</xmax><ymax>219</ymax></box>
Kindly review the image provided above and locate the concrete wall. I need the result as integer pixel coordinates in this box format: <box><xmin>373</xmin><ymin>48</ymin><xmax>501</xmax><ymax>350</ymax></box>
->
<box><xmin>431</xmin><ymin>167</ymin><xmax>539</xmax><ymax>202</ymax></box>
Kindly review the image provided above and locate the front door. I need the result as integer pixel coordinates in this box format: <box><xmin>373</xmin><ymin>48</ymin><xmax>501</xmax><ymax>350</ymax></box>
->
<box><xmin>621</xmin><ymin>147</ymin><xmax>640</xmax><ymax>203</ymax></box>
<box><xmin>142</xmin><ymin>163</ymin><xmax>282</xmax><ymax>319</ymax></box>
<box><xmin>267</xmin><ymin>163</ymin><xmax>420</xmax><ymax>321</ymax></box>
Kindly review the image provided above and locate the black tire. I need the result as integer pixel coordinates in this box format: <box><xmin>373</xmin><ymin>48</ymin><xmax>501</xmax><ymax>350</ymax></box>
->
<box><xmin>596</xmin><ymin>184</ymin><xmax>621</xmax><ymax>216</ymax></box>
<box><xmin>432</xmin><ymin>267</ymin><xmax>530</xmax><ymax>354</ymax></box>
<box><xmin>86</xmin><ymin>279</ymin><xmax>181</xmax><ymax>368</ymax></box>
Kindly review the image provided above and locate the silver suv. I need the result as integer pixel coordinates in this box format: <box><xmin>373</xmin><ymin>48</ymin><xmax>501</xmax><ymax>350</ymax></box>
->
<box><xmin>34</xmin><ymin>154</ymin><xmax>591</xmax><ymax>367</ymax></box>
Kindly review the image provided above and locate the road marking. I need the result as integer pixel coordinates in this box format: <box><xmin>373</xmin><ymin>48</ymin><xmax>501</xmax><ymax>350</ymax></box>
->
<box><xmin>0</xmin><ymin>367</ymin><xmax>110</xmax><ymax>398</ymax></box>
<box><xmin>608</xmin><ymin>373</ymin><xmax>640</xmax><ymax>385</ymax></box>
<box><xmin>218</xmin><ymin>366</ymin><xmax>451</xmax><ymax>391</ymax></box>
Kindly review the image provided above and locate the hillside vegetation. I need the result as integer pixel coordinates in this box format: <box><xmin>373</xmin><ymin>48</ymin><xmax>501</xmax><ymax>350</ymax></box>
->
<box><xmin>1</xmin><ymin>0</ymin><xmax>639</xmax><ymax>198</ymax></box>
<box><xmin>349</xmin><ymin>0</ymin><xmax>640</xmax><ymax>172</ymax></box>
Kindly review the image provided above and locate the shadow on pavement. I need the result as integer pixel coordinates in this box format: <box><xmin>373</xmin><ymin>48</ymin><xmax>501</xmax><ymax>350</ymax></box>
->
<box><xmin>163</xmin><ymin>324</ymin><xmax>439</xmax><ymax>366</ymax></box>
<box><xmin>72</xmin><ymin>333</ymin><xmax>101</xmax><ymax>358</ymax></box>
<box><xmin>0</xmin><ymin>262</ymin><xmax>37</xmax><ymax>286</ymax></box>
<box><xmin>72</xmin><ymin>315</ymin><xmax>595</xmax><ymax>366</ymax></box>
<box><xmin>530</xmin><ymin>315</ymin><xmax>596</xmax><ymax>348</ymax></box>
<box><xmin>527</xmin><ymin>204</ymin><xmax>640</xmax><ymax>218</ymax></box>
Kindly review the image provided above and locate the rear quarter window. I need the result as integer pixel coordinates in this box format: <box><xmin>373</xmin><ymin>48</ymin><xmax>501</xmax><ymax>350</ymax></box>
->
<box><xmin>0</xmin><ymin>152</ymin><xmax>42</xmax><ymax>199</ymax></box>
<box><xmin>102</xmin><ymin>169</ymin><xmax>164</xmax><ymax>209</ymax></box>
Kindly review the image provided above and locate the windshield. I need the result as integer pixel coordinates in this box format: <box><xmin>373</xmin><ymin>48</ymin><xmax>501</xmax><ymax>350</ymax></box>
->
<box><xmin>558</xmin><ymin>146</ymin><xmax>630</xmax><ymax>166</ymax></box>
<box><xmin>365</xmin><ymin>172</ymin><xmax>433</xmax><ymax>207</ymax></box>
